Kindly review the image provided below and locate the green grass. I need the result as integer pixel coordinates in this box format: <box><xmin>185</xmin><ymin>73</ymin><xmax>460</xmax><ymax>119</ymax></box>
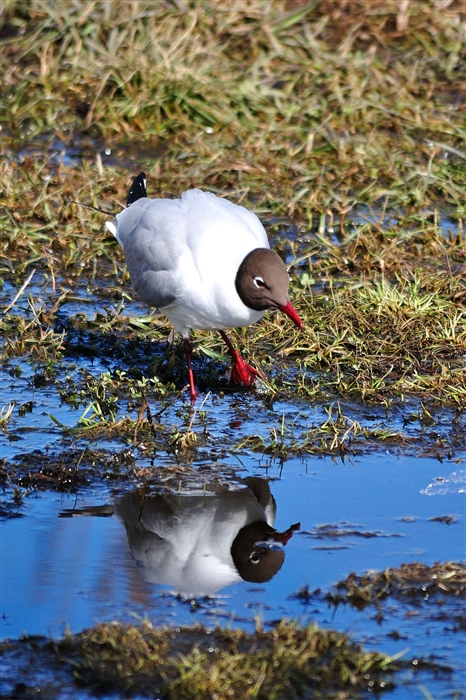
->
<box><xmin>2</xmin><ymin>0</ymin><xmax>465</xmax><ymax>214</ymax></box>
<box><xmin>2</xmin><ymin>0</ymin><xmax>465</xmax><ymax>406</ymax></box>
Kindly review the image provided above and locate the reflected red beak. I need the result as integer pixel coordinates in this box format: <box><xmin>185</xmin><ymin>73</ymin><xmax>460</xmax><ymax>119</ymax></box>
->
<box><xmin>278</xmin><ymin>300</ymin><xmax>303</xmax><ymax>330</ymax></box>
<box><xmin>272</xmin><ymin>522</ymin><xmax>301</xmax><ymax>545</ymax></box>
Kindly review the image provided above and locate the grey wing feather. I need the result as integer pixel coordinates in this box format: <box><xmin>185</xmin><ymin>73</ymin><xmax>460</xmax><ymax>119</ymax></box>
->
<box><xmin>114</xmin><ymin>200</ymin><xmax>179</xmax><ymax>309</ymax></box>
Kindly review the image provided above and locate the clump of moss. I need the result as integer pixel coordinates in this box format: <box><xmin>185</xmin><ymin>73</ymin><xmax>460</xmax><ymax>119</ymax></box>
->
<box><xmin>57</xmin><ymin>619</ymin><xmax>395</xmax><ymax>698</ymax></box>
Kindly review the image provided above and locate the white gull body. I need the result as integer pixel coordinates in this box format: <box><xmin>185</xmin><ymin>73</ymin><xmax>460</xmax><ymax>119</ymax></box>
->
<box><xmin>108</xmin><ymin>189</ymin><xmax>268</xmax><ymax>336</ymax></box>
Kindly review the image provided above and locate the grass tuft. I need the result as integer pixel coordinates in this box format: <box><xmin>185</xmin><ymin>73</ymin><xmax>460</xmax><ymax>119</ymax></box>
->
<box><xmin>57</xmin><ymin>618</ymin><xmax>396</xmax><ymax>698</ymax></box>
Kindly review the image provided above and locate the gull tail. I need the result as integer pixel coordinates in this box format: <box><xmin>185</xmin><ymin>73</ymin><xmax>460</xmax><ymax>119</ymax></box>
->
<box><xmin>126</xmin><ymin>172</ymin><xmax>147</xmax><ymax>207</ymax></box>
<box><xmin>105</xmin><ymin>172</ymin><xmax>148</xmax><ymax>237</ymax></box>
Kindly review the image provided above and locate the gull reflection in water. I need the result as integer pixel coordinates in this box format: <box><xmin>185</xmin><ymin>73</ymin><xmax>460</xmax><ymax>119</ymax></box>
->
<box><xmin>61</xmin><ymin>477</ymin><xmax>299</xmax><ymax>598</ymax></box>
<box><xmin>115</xmin><ymin>477</ymin><xmax>300</xmax><ymax>597</ymax></box>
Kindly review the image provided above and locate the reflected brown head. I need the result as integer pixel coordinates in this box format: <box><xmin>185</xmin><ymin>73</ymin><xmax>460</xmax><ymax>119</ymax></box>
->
<box><xmin>231</xmin><ymin>521</ymin><xmax>285</xmax><ymax>583</ymax></box>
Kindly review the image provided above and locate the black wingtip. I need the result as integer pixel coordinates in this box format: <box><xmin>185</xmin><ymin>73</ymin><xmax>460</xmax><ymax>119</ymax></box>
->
<box><xmin>126</xmin><ymin>172</ymin><xmax>147</xmax><ymax>207</ymax></box>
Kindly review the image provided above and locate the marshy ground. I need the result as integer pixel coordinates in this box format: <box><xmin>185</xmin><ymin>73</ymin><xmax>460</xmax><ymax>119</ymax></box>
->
<box><xmin>1</xmin><ymin>1</ymin><xmax>465</xmax><ymax>698</ymax></box>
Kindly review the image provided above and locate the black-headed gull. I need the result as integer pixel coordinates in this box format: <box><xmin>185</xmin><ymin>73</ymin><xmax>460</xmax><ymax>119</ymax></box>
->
<box><xmin>106</xmin><ymin>173</ymin><xmax>302</xmax><ymax>401</ymax></box>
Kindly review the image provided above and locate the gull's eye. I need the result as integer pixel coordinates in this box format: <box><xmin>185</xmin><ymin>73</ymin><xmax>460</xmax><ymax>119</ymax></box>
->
<box><xmin>254</xmin><ymin>276</ymin><xmax>265</xmax><ymax>289</ymax></box>
<box><xmin>250</xmin><ymin>551</ymin><xmax>261</xmax><ymax>564</ymax></box>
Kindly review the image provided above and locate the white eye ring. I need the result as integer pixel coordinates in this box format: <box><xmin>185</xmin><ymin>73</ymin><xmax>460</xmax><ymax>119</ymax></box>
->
<box><xmin>254</xmin><ymin>276</ymin><xmax>265</xmax><ymax>288</ymax></box>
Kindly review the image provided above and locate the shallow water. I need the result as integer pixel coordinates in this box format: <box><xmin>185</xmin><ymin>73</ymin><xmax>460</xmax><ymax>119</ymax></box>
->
<box><xmin>1</xmin><ymin>407</ymin><xmax>465</xmax><ymax>696</ymax></box>
<box><xmin>2</xmin><ymin>451</ymin><xmax>465</xmax><ymax>636</ymax></box>
<box><xmin>1</xmin><ymin>269</ymin><xmax>465</xmax><ymax>698</ymax></box>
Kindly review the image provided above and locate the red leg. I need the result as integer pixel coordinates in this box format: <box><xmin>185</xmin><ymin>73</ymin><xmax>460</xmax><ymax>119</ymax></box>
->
<box><xmin>183</xmin><ymin>337</ymin><xmax>198</xmax><ymax>402</ymax></box>
<box><xmin>219</xmin><ymin>330</ymin><xmax>263</xmax><ymax>386</ymax></box>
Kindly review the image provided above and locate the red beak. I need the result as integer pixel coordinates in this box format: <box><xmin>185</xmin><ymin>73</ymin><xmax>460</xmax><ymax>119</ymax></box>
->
<box><xmin>278</xmin><ymin>300</ymin><xmax>303</xmax><ymax>330</ymax></box>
